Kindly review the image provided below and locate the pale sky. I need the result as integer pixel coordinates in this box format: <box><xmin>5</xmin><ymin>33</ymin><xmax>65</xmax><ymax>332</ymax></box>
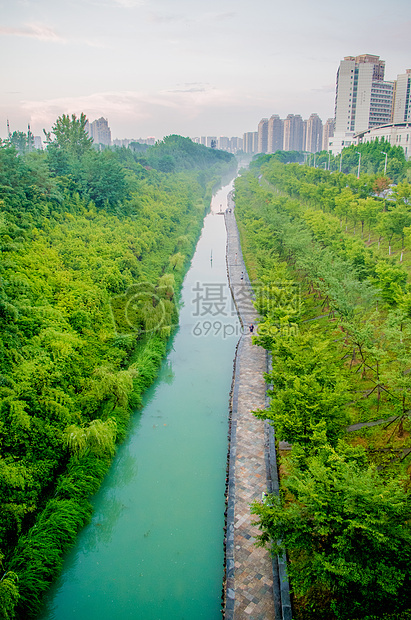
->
<box><xmin>1</xmin><ymin>0</ymin><xmax>410</xmax><ymax>141</ymax></box>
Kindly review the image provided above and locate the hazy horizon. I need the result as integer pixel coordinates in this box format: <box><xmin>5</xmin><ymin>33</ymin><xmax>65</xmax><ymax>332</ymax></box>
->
<box><xmin>1</xmin><ymin>0</ymin><xmax>410</xmax><ymax>142</ymax></box>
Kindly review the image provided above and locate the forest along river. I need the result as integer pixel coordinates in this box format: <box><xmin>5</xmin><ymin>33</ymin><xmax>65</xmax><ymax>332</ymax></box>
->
<box><xmin>39</xmin><ymin>179</ymin><xmax>241</xmax><ymax>620</ymax></box>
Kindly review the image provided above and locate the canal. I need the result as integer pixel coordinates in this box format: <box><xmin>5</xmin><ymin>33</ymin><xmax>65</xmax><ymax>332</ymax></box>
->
<box><xmin>39</xmin><ymin>179</ymin><xmax>240</xmax><ymax>620</ymax></box>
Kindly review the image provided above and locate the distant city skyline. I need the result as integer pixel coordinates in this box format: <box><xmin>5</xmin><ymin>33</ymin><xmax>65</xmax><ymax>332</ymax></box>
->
<box><xmin>1</xmin><ymin>0</ymin><xmax>410</xmax><ymax>141</ymax></box>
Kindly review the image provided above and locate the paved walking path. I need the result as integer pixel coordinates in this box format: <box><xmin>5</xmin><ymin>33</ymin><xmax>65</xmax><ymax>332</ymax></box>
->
<box><xmin>224</xmin><ymin>194</ymin><xmax>276</xmax><ymax>620</ymax></box>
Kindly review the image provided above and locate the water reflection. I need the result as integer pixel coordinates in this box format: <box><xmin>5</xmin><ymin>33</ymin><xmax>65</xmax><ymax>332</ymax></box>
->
<box><xmin>160</xmin><ymin>359</ymin><xmax>175</xmax><ymax>385</ymax></box>
<box><xmin>83</xmin><ymin>499</ymin><xmax>128</xmax><ymax>551</ymax></box>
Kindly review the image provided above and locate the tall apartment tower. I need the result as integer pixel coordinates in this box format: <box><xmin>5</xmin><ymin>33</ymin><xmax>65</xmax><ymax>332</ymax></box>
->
<box><xmin>218</xmin><ymin>136</ymin><xmax>230</xmax><ymax>150</ymax></box>
<box><xmin>243</xmin><ymin>132</ymin><xmax>251</xmax><ymax>153</ymax></box>
<box><xmin>267</xmin><ymin>114</ymin><xmax>284</xmax><ymax>153</ymax></box>
<box><xmin>283</xmin><ymin>114</ymin><xmax>304</xmax><ymax>151</ymax></box>
<box><xmin>393</xmin><ymin>69</ymin><xmax>411</xmax><ymax>123</ymax></box>
<box><xmin>305</xmin><ymin>113</ymin><xmax>323</xmax><ymax>153</ymax></box>
<box><xmin>230</xmin><ymin>136</ymin><xmax>243</xmax><ymax>152</ymax></box>
<box><xmin>243</xmin><ymin>131</ymin><xmax>258</xmax><ymax>154</ymax></box>
<box><xmin>334</xmin><ymin>54</ymin><xmax>394</xmax><ymax>135</ymax></box>
<box><xmin>302</xmin><ymin>119</ymin><xmax>307</xmax><ymax>152</ymax></box>
<box><xmin>322</xmin><ymin>118</ymin><xmax>334</xmax><ymax>151</ymax></box>
<box><xmin>88</xmin><ymin>117</ymin><xmax>112</xmax><ymax>146</ymax></box>
<box><xmin>257</xmin><ymin>118</ymin><xmax>269</xmax><ymax>153</ymax></box>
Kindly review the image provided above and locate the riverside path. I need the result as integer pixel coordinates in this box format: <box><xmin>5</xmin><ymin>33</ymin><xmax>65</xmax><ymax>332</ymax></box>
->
<box><xmin>223</xmin><ymin>192</ymin><xmax>276</xmax><ymax>620</ymax></box>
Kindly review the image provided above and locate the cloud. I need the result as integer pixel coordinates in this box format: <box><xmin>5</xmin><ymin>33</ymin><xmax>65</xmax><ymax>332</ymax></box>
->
<box><xmin>19</xmin><ymin>87</ymin><xmax>237</xmax><ymax>136</ymax></box>
<box><xmin>204</xmin><ymin>11</ymin><xmax>236</xmax><ymax>21</ymax></box>
<box><xmin>311</xmin><ymin>84</ymin><xmax>336</xmax><ymax>94</ymax></box>
<box><xmin>112</xmin><ymin>0</ymin><xmax>144</xmax><ymax>6</ymax></box>
<box><xmin>0</xmin><ymin>21</ymin><xmax>107</xmax><ymax>48</ymax></box>
<box><xmin>147</xmin><ymin>12</ymin><xmax>184</xmax><ymax>24</ymax></box>
<box><xmin>81</xmin><ymin>0</ymin><xmax>144</xmax><ymax>6</ymax></box>
<box><xmin>168</xmin><ymin>82</ymin><xmax>210</xmax><ymax>94</ymax></box>
<box><xmin>147</xmin><ymin>9</ymin><xmax>235</xmax><ymax>26</ymax></box>
<box><xmin>0</xmin><ymin>23</ymin><xmax>64</xmax><ymax>42</ymax></box>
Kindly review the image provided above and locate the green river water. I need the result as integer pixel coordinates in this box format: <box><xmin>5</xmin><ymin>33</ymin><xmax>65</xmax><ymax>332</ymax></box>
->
<box><xmin>39</xmin><ymin>181</ymin><xmax>241</xmax><ymax>620</ymax></box>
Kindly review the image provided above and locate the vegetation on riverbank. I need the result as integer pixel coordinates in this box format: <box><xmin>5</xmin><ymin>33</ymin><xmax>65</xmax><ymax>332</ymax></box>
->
<box><xmin>0</xmin><ymin>115</ymin><xmax>235</xmax><ymax>619</ymax></box>
<box><xmin>234</xmin><ymin>155</ymin><xmax>411</xmax><ymax>619</ymax></box>
<box><xmin>298</xmin><ymin>138</ymin><xmax>410</xmax><ymax>183</ymax></box>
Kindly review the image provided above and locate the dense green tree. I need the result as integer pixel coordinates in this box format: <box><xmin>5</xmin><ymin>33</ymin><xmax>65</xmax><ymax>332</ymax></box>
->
<box><xmin>0</xmin><ymin>117</ymin><xmax>234</xmax><ymax>619</ymax></box>
<box><xmin>378</xmin><ymin>207</ymin><xmax>411</xmax><ymax>255</ymax></box>
<box><xmin>44</xmin><ymin>113</ymin><xmax>93</xmax><ymax>159</ymax></box>
<box><xmin>373</xmin><ymin>176</ymin><xmax>391</xmax><ymax>196</ymax></box>
<box><xmin>235</xmin><ymin>157</ymin><xmax>411</xmax><ymax>620</ymax></box>
<box><xmin>64</xmin><ymin>418</ymin><xmax>117</xmax><ymax>458</ymax></box>
<box><xmin>255</xmin><ymin>329</ymin><xmax>348</xmax><ymax>447</ymax></box>
<box><xmin>252</xmin><ymin>446</ymin><xmax>411</xmax><ymax>619</ymax></box>
<box><xmin>0</xmin><ymin>566</ymin><xmax>19</xmax><ymax>620</ymax></box>
<box><xmin>8</xmin><ymin>131</ymin><xmax>29</xmax><ymax>155</ymax></box>
<box><xmin>76</xmin><ymin>149</ymin><xmax>127</xmax><ymax>209</ymax></box>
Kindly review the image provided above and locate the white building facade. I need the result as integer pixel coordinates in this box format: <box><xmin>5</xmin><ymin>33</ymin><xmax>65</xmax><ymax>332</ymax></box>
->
<box><xmin>355</xmin><ymin>122</ymin><xmax>411</xmax><ymax>159</ymax></box>
<box><xmin>331</xmin><ymin>54</ymin><xmax>394</xmax><ymax>155</ymax></box>
<box><xmin>393</xmin><ymin>70</ymin><xmax>411</xmax><ymax>123</ymax></box>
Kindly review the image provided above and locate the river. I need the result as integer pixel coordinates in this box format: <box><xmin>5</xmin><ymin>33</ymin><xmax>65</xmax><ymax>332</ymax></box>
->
<box><xmin>39</xmin><ymin>179</ymin><xmax>240</xmax><ymax>620</ymax></box>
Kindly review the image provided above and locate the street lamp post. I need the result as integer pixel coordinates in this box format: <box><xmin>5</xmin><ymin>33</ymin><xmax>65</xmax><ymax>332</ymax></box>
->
<box><xmin>328</xmin><ymin>152</ymin><xmax>331</xmax><ymax>171</ymax></box>
<box><xmin>381</xmin><ymin>151</ymin><xmax>388</xmax><ymax>176</ymax></box>
<box><xmin>339</xmin><ymin>152</ymin><xmax>343</xmax><ymax>173</ymax></box>
<box><xmin>356</xmin><ymin>151</ymin><xmax>361</xmax><ymax>179</ymax></box>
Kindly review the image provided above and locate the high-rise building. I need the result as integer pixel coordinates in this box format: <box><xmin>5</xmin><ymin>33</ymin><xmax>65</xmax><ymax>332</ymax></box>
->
<box><xmin>393</xmin><ymin>69</ymin><xmax>411</xmax><ymax>123</ymax></box>
<box><xmin>113</xmin><ymin>138</ymin><xmax>130</xmax><ymax>147</ymax></box>
<box><xmin>330</xmin><ymin>54</ymin><xmax>394</xmax><ymax>155</ymax></box>
<box><xmin>86</xmin><ymin>117</ymin><xmax>112</xmax><ymax>146</ymax></box>
<box><xmin>267</xmin><ymin>115</ymin><xmax>284</xmax><ymax>153</ymax></box>
<box><xmin>218</xmin><ymin>136</ymin><xmax>230</xmax><ymax>150</ymax></box>
<box><xmin>302</xmin><ymin>119</ymin><xmax>307</xmax><ymax>152</ymax></box>
<box><xmin>243</xmin><ymin>132</ymin><xmax>252</xmax><ymax>153</ymax></box>
<box><xmin>283</xmin><ymin>115</ymin><xmax>293</xmax><ymax>151</ymax></box>
<box><xmin>252</xmin><ymin>131</ymin><xmax>258</xmax><ymax>153</ymax></box>
<box><xmin>334</xmin><ymin>54</ymin><xmax>394</xmax><ymax>135</ymax></box>
<box><xmin>257</xmin><ymin>118</ymin><xmax>269</xmax><ymax>153</ymax></box>
<box><xmin>243</xmin><ymin>131</ymin><xmax>258</xmax><ymax>154</ymax></box>
<box><xmin>283</xmin><ymin>114</ymin><xmax>304</xmax><ymax>151</ymax></box>
<box><xmin>305</xmin><ymin>113</ymin><xmax>323</xmax><ymax>153</ymax></box>
<box><xmin>230</xmin><ymin>136</ymin><xmax>243</xmax><ymax>152</ymax></box>
<box><xmin>322</xmin><ymin>118</ymin><xmax>334</xmax><ymax>151</ymax></box>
